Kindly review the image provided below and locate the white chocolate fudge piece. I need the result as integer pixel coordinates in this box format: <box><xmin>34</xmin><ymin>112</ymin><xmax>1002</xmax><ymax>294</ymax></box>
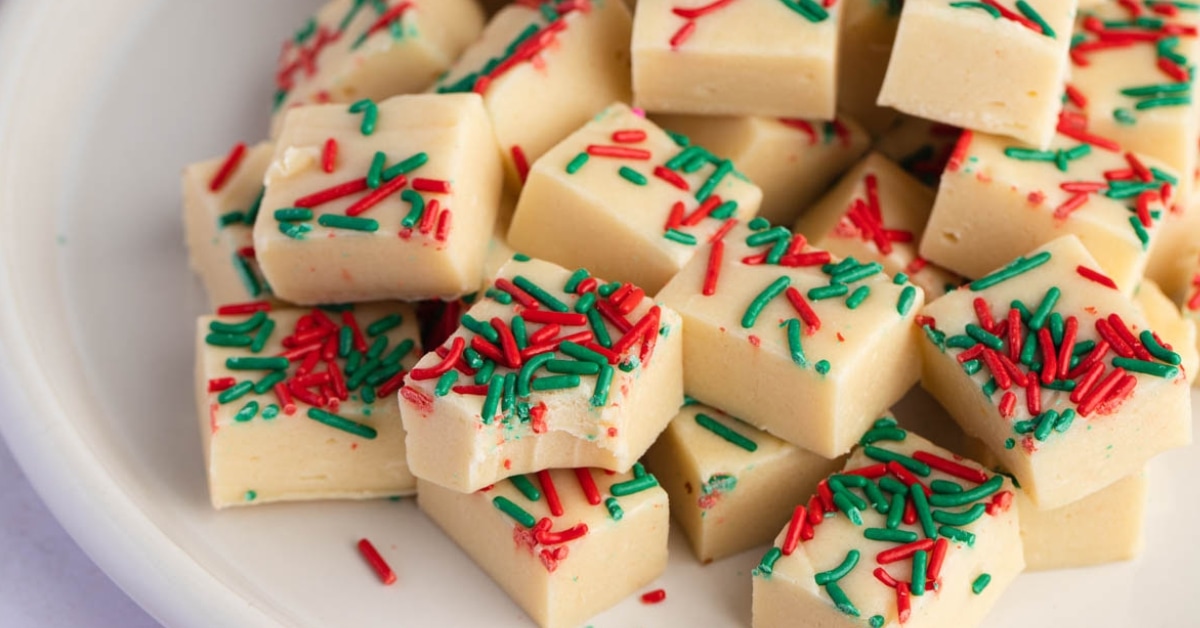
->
<box><xmin>873</xmin><ymin>116</ymin><xmax>963</xmax><ymax>188</ymax></box>
<box><xmin>195</xmin><ymin>302</ymin><xmax>422</xmax><ymax>508</ymax></box>
<box><xmin>399</xmin><ymin>257</ymin><xmax>684</xmax><ymax>492</ymax></box>
<box><xmin>752</xmin><ymin>420</ymin><xmax>1024</xmax><ymax>628</ymax></box>
<box><xmin>253</xmin><ymin>94</ymin><xmax>503</xmax><ymax>304</ymax></box>
<box><xmin>878</xmin><ymin>0</ymin><xmax>1077</xmax><ymax>148</ymax></box>
<box><xmin>270</xmin><ymin>0</ymin><xmax>485</xmax><ymax>136</ymax></box>
<box><xmin>918</xmin><ymin>236</ymin><xmax>1192</xmax><ymax>509</ymax></box>
<box><xmin>919</xmin><ymin>129</ymin><xmax>1177</xmax><ymax>294</ymax></box>
<box><xmin>656</xmin><ymin>221</ymin><xmax>924</xmax><ymax>458</ymax></box>
<box><xmin>653</xmin><ymin>113</ymin><xmax>871</xmax><ymax>226</ymax></box>
<box><xmin>184</xmin><ymin>142</ymin><xmax>279</xmax><ymax>308</ymax></box>
<box><xmin>418</xmin><ymin>465</ymin><xmax>669</xmax><ymax>628</ymax></box>
<box><xmin>434</xmin><ymin>1</ymin><xmax>634</xmax><ymax>188</ymax></box>
<box><xmin>508</xmin><ymin>103</ymin><xmax>762</xmax><ymax>294</ymax></box>
<box><xmin>838</xmin><ymin>0</ymin><xmax>903</xmax><ymax>136</ymax></box>
<box><xmin>1065</xmin><ymin>1</ymin><xmax>1200</xmax><ymax>206</ymax></box>
<box><xmin>1135</xmin><ymin>279</ymin><xmax>1198</xmax><ymax>385</ymax></box>
<box><xmin>632</xmin><ymin>0</ymin><xmax>843</xmax><ymax>119</ymax></box>
<box><xmin>643</xmin><ymin>401</ymin><xmax>844</xmax><ymax>563</ymax></box>
<box><xmin>795</xmin><ymin>152</ymin><xmax>963</xmax><ymax>301</ymax></box>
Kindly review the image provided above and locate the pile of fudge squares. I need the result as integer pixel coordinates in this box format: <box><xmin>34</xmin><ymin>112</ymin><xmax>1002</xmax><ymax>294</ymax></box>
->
<box><xmin>184</xmin><ymin>0</ymin><xmax>1200</xmax><ymax>625</ymax></box>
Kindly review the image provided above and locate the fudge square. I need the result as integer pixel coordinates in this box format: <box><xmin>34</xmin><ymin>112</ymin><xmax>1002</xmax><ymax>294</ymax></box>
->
<box><xmin>837</xmin><ymin>0</ymin><xmax>903</xmax><ymax>136</ymax></box>
<box><xmin>434</xmin><ymin>0</ymin><xmax>634</xmax><ymax>188</ymax></box>
<box><xmin>643</xmin><ymin>401</ymin><xmax>843</xmax><ymax>564</ymax></box>
<box><xmin>398</xmin><ymin>257</ymin><xmax>684</xmax><ymax>493</ymax></box>
<box><xmin>795</xmin><ymin>152</ymin><xmax>962</xmax><ymax>301</ymax></box>
<box><xmin>253</xmin><ymin>93</ymin><xmax>504</xmax><ymax>305</ymax></box>
<box><xmin>752</xmin><ymin>421</ymin><xmax>1023</xmax><ymax>628</ymax></box>
<box><xmin>508</xmin><ymin>102</ymin><xmax>763</xmax><ymax>295</ymax></box>
<box><xmin>184</xmin><ymin>141</ymin><xmax>278</xmax><ymax>308</ymax></box>
<box><xmin>919</xmin><ymin>129</ymin><xmax>1177</xmax><ymax>294</ymax></box>
<box><xmin>632</xmin><ymin>0</ymin><xmax>844</xmax><ymax>119</ymax></box>
<box><xmin>418</xmin><ymin>465</ymin><xmax>669</xmax><ymax>628</ymax></box>
<box><xmin>270</xmin><ymin>0</ymin><xmax>485</xmax><ymax>136</ymax></box>
<box><xmin>918</xmin><ymin>236</ymin><xmax>1192</xmax><ymax>509</ymax></box>
<box><xmin>195</xmin><ymin>302</ymin><xmax>422</xmax><ymax>508</ymax></box>
<box><xmin>656</xmin><ymin>221</ymin><xmax>924</xmax><ymax>459</ymax></box>
<box><xmin>878</xmin><ymin>0</ymin><xmax>1077</xmax><ymax>148</ymax></box>
<box><xmin>1065</xmin><ymin>0</ymin><xmax>1200</xmax><ymax>207</ymax></box>
<box><xmin>653</xmin><ymin>113</ymin><xmax>871</xmax><ymax>226</ymax></box>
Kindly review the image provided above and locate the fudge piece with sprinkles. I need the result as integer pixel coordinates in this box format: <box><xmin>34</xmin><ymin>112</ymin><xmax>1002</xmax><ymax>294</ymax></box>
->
<box><xmin>631</xmin><ymin>0</ymin><xmax>844</xmax><ymax>119</ymax></box>
<box><xmin>508</xmin><ymin>102</ymin><xmax>762</xmax><ymax>294</ymax></box>
<box><xmin>795</xmin><ymin>152</ymin><xmax>962</xmax><ymax>302</ymax></box>
<box><xmin>417</xmin><ymin>465</ymin><xmax>669</xmax><ymax>628</ymax></box>
<box><xmin>653</xmin><ymin>112</ymin><xmax>871</xmax><ymax>226</ymax></box>
<box><xmin>878</xmin><ymin>0</ymin><xmax>1078</xmax><ymax>148</ymax></box>
<box><xmin>1064</xmin><ymin>0</ymin><xmax>1200</xmax><ymax>207</ymax></box>
<box><xmin>656</xmin><ymin>221</ymin><xmax>924</xmax><ymax>459</ymax></box>
<box><xmin>270</xmin><ymin>0</ymin><xmax>485</xmax><ymax>136</ymax></box>
<box><xmin>184</xmin><ymin>141</ymin><xmax>279</xmax><ymax>308</ymax></box>
<box><xmin>837</xmin><ymin>0</ymin><xmax>903</xmax><ymax>136</ymax></box>
<box><xmin>195</xmin><ymin>301</ymin><xmax>422</xmax><ymax>508</ymax></box>
<box><xmin>918</xmin><ymin>235</ymin><xmax>1191</xmax><ymax>509</ymax></box>
<box><xmin>398</xmin><ymin>257</ymin><xmax>684</xmax><ymax>493</ymax></box>
<box><xmin>642</xmin><ymin>401</ymin><xmax>844</xmax><ymax>564</ymax></box>
<box><xmin>919</xmin><ymin>128</ymin><xmax>1177</xmax><ymax>294</ymax></box>
<box><xmin>253</xmin><ymin>93</ymin><xmax>504</xmax><ymax>304</ymax></box>
<box><xmin>435</xmin><ymin>0</ymin><xmax>634</xmax><ymax>188</ymax></box>
<box><xmin>751</xmin><ymin>421</ymin><xmax>1024</xmax><ymax>628</ymax></box>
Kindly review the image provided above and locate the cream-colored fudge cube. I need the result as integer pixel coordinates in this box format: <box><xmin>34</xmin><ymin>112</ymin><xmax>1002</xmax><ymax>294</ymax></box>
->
<box><xmin>643</xmin><ymin>402</ymin><xmax>844</xmax><ymax>563</ymax></box>
<box><xmin>919</xmin><ymin>129</ymin><xmax>1177</xmax><ymax>294</ymax></box>
<box><xmin>795</xmin><ymin>152</ymin><xmax>963</xmax><ymax>301</ymax></box>
<box><xmin>873</xmin><ymin>116</ymin><xmax>963</xmax><ymax>188</ymax></box>
<box><xmin>195</xmin><ymin>302</ymin><xmax>422</xmax><ymax>508</ymax></box>
<box><xmin>399</xmin><ymin>257</ymin><xmax>684</xmax><ymax>493</ymax></box>
<box><xmin>918</xmin><ymin>236</ymin><xmax>1192</xmax><ymax>509</ymax></box>
<box><xmin>253</xmin><ymin>94</ymin><xmax>503</xmax><ymax>304</ymax></box>
<box><xmin>653</xmin><ymin>113</ymin><xmax>871</xmax><ymax>226</ymax></box>
<box><xmin>184</xmin><ymin>142</ymin><xmax>279</xmax><ymax>308</ymax></box>
<box><xmin>418</xmin><ymin>465</ymin><xmax>668</xmax><ymax>628</ymax></box>
<box><xmin>878</xmin><ymin>0</ymin><xmax>1077</xmax><ymax>148</ymax></box>
<box><xmin>508</xmin><ymin>102</ymin><xmax>762</xmax><ymax>294</ymax></box>
<box><xmin>434</xmin><ymin>1</ymin><xmax>633</xmax><ymax>188</ymax></box>
<box><xmin>752</xmin><ymin>421</ymin><xmax>1024</xmax><ymax>628</ymax></box>
<box><xmin>656</xmin><ymin>222</ymin><xmax>924</xmax><ymax>458</ymax></box>
<box><xmin>1065</xmin><ymin>1</ymin><xmax>1200</xmax><ymax>206</ymax></box>
<box><xmin>1147</xmin><ymin>171</ymin><xmax>1200</xmax><ymax>298</ymax></box>
<box><xmin>270</xmin><ymin>0</ymin><xmax>485</xmax><ymax>136</ymax></box>
<box><xmin>632</xmin><ymin>0</ymin><xmax>843</xmax><ymax>119</ymax></box>
<box><xmin>838</xmin><ymin>0</ymin><xmax>902</xmax><ymax>136</ymax></box>
<box><xmin>1135</xmin><ymin>279</ymin><xmax>1199</xmax><ymax>385</ymax></box>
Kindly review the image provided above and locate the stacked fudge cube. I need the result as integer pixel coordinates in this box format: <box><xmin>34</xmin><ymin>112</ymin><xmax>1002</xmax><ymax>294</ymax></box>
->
<box><xmin>180</xmin><ymin>0</ymin><xmax>1200</xmax><ymax>626</ymax></box>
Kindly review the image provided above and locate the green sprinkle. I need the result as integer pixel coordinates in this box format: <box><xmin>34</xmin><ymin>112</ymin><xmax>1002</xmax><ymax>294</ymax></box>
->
<box><xmin>513</xmin><ymin>276</ymin><xmax>570</xmax><ymax>312</ymax></box>
<box><xmin>833</xmin><ymin>492</ymin><xmax>863</xmax><ymax>525</ymax></box>
<box><xmin>399</xmin><ymin>189</ymin><xmax>425</xmax><ymax>229</ymax></box>
<box><xmin>860</xmin><ymin>427</ymin><xmax>906</xmax><ymax>445</ymax></box>
<box><xmin>244</xmin><ymin>489</ymin><xmax>257</xmax><ymax>501</ymax></box>
<box><xmin>808</xmin><ymin>283</ymin><xmax>849</xmax><ymax>300</ymax></box>
<box><xmin>1016</xmin><ymin>0</ymin><xmax>1055</xmax><ymax>37</ymax></box>
<box><xmin>911</xmin><ymin>549</ymin><xmax>928</xmax><ymax>596</ymax></box>
<box><xmin>1033</xmin><ymin>409</ymin><xmax>1059</xmax><ymax>442</ymax></box>
<box><xmin>897</xmin><ymin>286</ymin><xmax>917</xmax><ymax>316</ymax></box>
<box><xmin>1136</xmin><ymin>96</ymin><xmax>1192</xmax><ymax>110</ymax></box>
<box><xmin>694</xmin><ymin>413</ymin><xmax>758</xmax><ymax>452</ymax></box>
<box><xmin>492</xmin><ymin>496</ymin><xmax>536</xmax><ymax>528</ymax></box>
<box><xmin>252</xmin><ymin>370</ymin><xmax>286</xmax><ymax>395</ymax></box>
<box><xmin>545</xmin><ymin>359</ymin><xmax>600</xmax><ymax>376</ymax></box>
<box><xmin>366</xmin><ymin>315</ymin><xmax>402</xmax><ymax>337</ymax></box>
<box><xmin>564</xmin><ymin>269</ymin><xmax>589</xmax><ymax>293</ymax></box>
<box><xmin>815</xmin><ymin>360</ymin><xmax>831</xmax><ymax>375</ymax></box>
<box><xmin>262</xmin><ymin>405</ymin><xmax>279</xmax><ymax>419</ymax></box>
<box><xmin>348</xmin><ymin>99</ymin><xmax>378</xmax><ymax>135</ymax></box>
<box><xmin>781</xmin><ymin>0</ymin><xmax>830</xmax><ymax>22</ymax></box>
<box><xmin>929</xmin><ymin>476</ymin><xmax>1003</xmax><ymax>507</ymax></box>
<box><xmin>585</xmin><ymin>308</ymin><xmax>611</xmax><ymax>347</ymax></box>
<box><xmin>306</xmin><ymin>407</ymin><xmax>377</xmax><ymax>439</ymax></box>
<box><xmin>1122</xmin><ymin>82</ymin><xmax>1193</xmax><ymax>97</ymax></box>
<box><xmin>845</xmin><ymin>286</ymin><xmax>871</xmax><ymax>309</ymax></box>
<box><xmin>970</xmin><ymin>252</ymin><xmax>1052</xmax><ymax>290</ymax></box>
<box><xmin>605</xmin><ymin>496</ymin><xmax>624</xmax><ymax>520</ymax></box>
<box><xmin>206</xmin><ymin>333</ymin><xmax>252</xmax><ymax>347</ymax></box>
<box><xmin>1113</xmin><ymin>108</ymin><xmax>1138</xmax><ymax>125</ymax></box>
<box><xmin>870</xmin><ymin>616</ymin><xmax>885</xmax><ymax>628</ymax></box>
<box><xmin>814</xmin><ymin>550</ymin><xmax>860</xmax><ymax>586</ymax></box>
<box><xmin>931</xmin><ymin>479</ymin><xmax>964</xmax><ymax>494</ymax></box>
<box><xmin>755</xmin><ymin>547</ymin><xmax>783</xmax><ymax>577</ymax></box>
<box><xmin>748</xmin><ymin>217</ymin><xmax>771</xmax><ymax>231</ymax></box>
<box><xmin>1005</xmin><ymin>438</ymin><xmax>1016</xmax><ymax>449</ymax></box>
<box><xmin>1028</xmin><ymin>287</ymin><xmax>1060</xmax><ymax>329</ymax></box>
<box><xmin>217</xmin><ymin>380</ymin><xmax>253</xmax><ymax>404</ymax></box>
<box><xmin>591</xmin><ymin>365</ymin><xmax>614</xmax><ymax>407</ymax></box>
<box><xmin>381</xmin><ymin>152</ymin><xmax>428</xmax><ymax>180</ymax></box>
<box><xmin>530</xmin><ymin>375</ymin><xmax>581</xmax><ymax>391</ymax></box>
<box><xmin>784</xmin><ymin>319</ymin><xmax>807</xmax><ymax>367</ymax></box>
<box><xmin>435</xmin><ymin>371</ymin><xmax>458</xmax><ymax>397</ymax></box>
<box><xmin>962</xmin><ymin>359</ymin><xmax>982</xmax><ymax>375</ymax></box>
<box><xmin>510</xmin><ymin>475</ymin><xmax>541</xmax><ymax>501</ymax></box>
<box><xmin>950</xmin><ymin>1</ymin><xmax>1002</xmax><ymax>17</ymax></box>
<box><xmin>932</xmin><ymin>503</ymin><xmax>987</xmax><ymax>527</ymax></box>
<box><xmin>274</xmin><ymin>208</ymin><xmax>313</xmax><ymax>222</ymax></box>
<box><xmin>939</xmin><ymin>525</ymin><xmax>976</xmax><ymax>546</ymax></box>
<box><xmin>566</xmin><ymin>152</ymin><xmax>589</xmax><ymax>174</ymax></box>
<box><xmin>1111</xmin><ymin>356</ymin><xmax>1179</xmax><ymax>378</ymax></box>
<box><xmin>234</xmin><ymin>400</ymin><xmax>259</xmax><ymax>422</ymax></box>
<box><xmin>319</xmin><ymin>214</ymin><xmax>379</xmax><ymax>232</ymax></box>
<box><xmin>226</xmin><ymin>357</ymin><xmax>288</xmax><ymax>371</ymax></box>
<box><xmin>864</xmin><ymin>527</ymin><xmax>919</xmax><ymax>543</ymax></box>
<box><xmin>972</xmin><ymin>573</ymin><xmax>992</xmax><ymax>594</ymax></box>
<box><xmin>610</xmin><ymin>474</ymin><xmax>659</xmax><ymax>496</ymax></box>
<box><xmin>1129</xmin><ymin>216</ymin><xmax>1151</xmax><ymax>250</ymax></box>
<box><xmin>664</xmin><ymin>229</ymin><xmax>698</xmax><ymax>245</ymax></box>
<box><xmin>1151</xmin><ymin>167</ymin><xmax>1179</xmax><ymax>185</ymax></box>
<box><xmin>278</xmin><ymin>221</ymin><xmax>312</xmax><ymax>239</ymax></box>
<box><xmin>473</xmin><ymin>359</ymin><xmax>495</xmax><ymax>386</ymax></box>
<box><xmin>1004</xmin><ymin>147</ymin><xmax>1056</xmax><ymax>162</ymax></box>
<box><xmin>1140</xmin><ymin>329</ymin><xmax>1182</xmax><ymax>365</ymax></box>
<box><xmin>710</xmin><ymin>200</ymin><xmax>739</xmax><ymax>219</ymax></box>
<box><xmin>742</xmin><ymin>276</ymin><xmax>791</xmax><ymax>328</ymax></box>
<box><xmin>696</xmin><ymin>159</ymin><xmax>733</xmax><ymax>201</ymax></box>
<box><xmin>832</xmin><ymin>261</ymin><xmax>883</xmax><ymax>284</ymax></box>
<box><xmin>481</xmin><ymin>375</ymin><xmax>503</xmax><ymax>423</ymax></box>
<box><xmin>886</xmin><ymin>493</ymin><xmax>905</xmax><ymax>529</ymax></box>
<box><xmin>560</xmin><ymin>341</ymin><xmax>608</xmax><ymax>365</ymax></box>
<box><xmin>824</xmin><ymin>581</ymin><xmax>859</xmax><ymax>617</ymax></box>
<box><xmin>911</xmin><ymin>484</ymin><xmax>938</xmax><ymax>539</ymax></box>
<box><xmin>618</xmin><ymin>166</ymin><xmax>648</xmax><ymax>186</ymax></box>
<box><xmin>218</xmin><ymin>211</ymin><xmax>245</xmax><ymax>228</ymax></box>
<box><xmin>367</xmin><ymin>151</ymin><xmax>386</xmax><ymax>189</ymax></box>
<box><xmin>865</xmin><ymin>446</ymin><xmax>931</xmax><ymax>476</ymax></box>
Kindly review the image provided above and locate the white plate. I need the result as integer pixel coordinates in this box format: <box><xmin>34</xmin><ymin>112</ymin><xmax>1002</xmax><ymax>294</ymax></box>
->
<box><xmin>0</xmin><ymin>1</ymin><xmax>1197</xmax><ymax>626</ymax></box>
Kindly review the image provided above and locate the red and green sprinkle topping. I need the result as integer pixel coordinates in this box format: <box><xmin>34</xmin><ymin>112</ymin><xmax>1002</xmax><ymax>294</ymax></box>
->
<box><xmin>206</xmin><ymin>303</ymin><xmax>417</xmax><ymax>440</ymax></box>
<box><xmin>401</xmin><ymin>265</ymin><xmax>668</xmax><ymax>428</ymax></box>
<box><xmin>949</xmin><ymin>0</ymin><xmax>1057</xmax><ymax>38</ymax></box>
<box><xmin>667</xmin><ymin>0</ymin><xmax>837</xmax><ymax>50</ymax></box>
<box><xmin>754</xmin><ymin>420</ymin><xmax>1012</xmax><ymax>624</ymax></box>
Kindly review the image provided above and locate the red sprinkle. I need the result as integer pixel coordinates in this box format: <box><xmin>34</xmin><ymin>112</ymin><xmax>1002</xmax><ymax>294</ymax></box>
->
<box><xmin>640</xmin><ymin>589</ymin><xmax>667</xmax><ymax>604</ymax></box>
<box><xmin>410</xmin><ymin>336</ymin><xmax>466</xmax><ymax>380</ymax></box>
<box><xmin>587</xmin><ymin>145</ymin><xmax>652</xmax><ymax>160</ymax></box>
<box><xmin>537</xmin><ymin>470</ymin><xmax>564</xmax><ymax>517</ymax></box>
<box><xmin>781</xmin><ymin>504</ymin><xmax>807</xmax><ymax>556</ymax></box>
<box><xmin>998</xmin><ymin>391</ymin><xmax>1017</xmax><ymax>418</ymax></box>
<box><xmin>703</xmin><ymin>239</ymin><xmax>724</xmax><ymax>296</ymax></box>
<box><xmin>1076</xmin><ymin>265</ymin><xmax>1118</xmax><ymax>289</ymax></box>
<box><xmin>876</xmin><ymin>539</ymin><xmax>935</xmax><ymax>564</ymax></box>
<box><xmin>612</xmin><ymin>129</ymin><xmax>647</xmax><ymax>143</ymax></box>
<box><xmin>946</xmin><ymin>130</ymin><xmax>973</xmax><ymax>172</ymax></box>
<box><xmin>785</xmin><ymin>287</ymin><xmax>821</xmax><ymax>334</ymax></box>
<box><xmin>357</xmin><ymin>539</ymin><xmax>396</xmax><ymax>585</ymax></box>
<box><xmin>574</xmin><ymin>468</ymin><xmax>602</xmax><ymax>505</ymax></box>
<box><xmin>912</xmin><ymin>451</ymin><xmax>989</xmax><ymax>484</ymax></box>
<box><xmin>672</xmin><ymin>0</ymin><xmax>735</xmax><ymax>18</ymax></box>
<box><xmin>654</xmin><ymin>166</ymin><xmax>691</xmax><ymax>191</ymax></box>
<box><xmin>412</xmin><ymin>178</ymin><xmax>452</xmax><ymax>194</ymax></box>
<box><xmin>322</xmin><ymin>138</ymin><xmax>338</xmax><ymax>173</ymax></box>
<box><xmin>208</xmin><ymin>377</ymin><xmax>237</xmax><ymax>392</ymax></box>
<box><xmin>217</xmin><ymin>301</ymin><xmax>272</xmax><ymax>316</ymax></box>
<box><xmin>669</xmin><ymin>21</ymin><xmax>696</xmax><ymax>49</ymax></box>
<box><xmin>209</xmin><ymin>142</ymin><xmax>247</xmax><ymax>192</ymax></box>
<box><xmin>295</xmin><ymin>177</ymin><xmax>371</xmax><ymax>209</ymax></box>
<box><xmin>346</xmin><ymin>175</ymin><xmax>408</xmax><ymax>217</ymax></box>
<box><xmin>512</xmin><ymin>145</ymin><xmax>531</xmax><ymax>183</ymax></box>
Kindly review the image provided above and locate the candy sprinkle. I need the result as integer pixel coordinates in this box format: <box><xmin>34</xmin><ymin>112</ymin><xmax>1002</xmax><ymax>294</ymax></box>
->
<box><xmin>357</xmin><ymin>538</ymin><xmax>397</xmax><ymax>585</ymax></box>
<box><xmin>694</xmin><ymin>413</ymin><xmax>758</xmax><ymax>452</ymax></box>
<box><xmin>306</xmin><ymin>407</ymin><xmax>378</xmax><ymax>440</ymax></box>
<box><xmin>641</xmin><ymin>589</ymin><xmax>667</xmax><ymax>604</ymax></box>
